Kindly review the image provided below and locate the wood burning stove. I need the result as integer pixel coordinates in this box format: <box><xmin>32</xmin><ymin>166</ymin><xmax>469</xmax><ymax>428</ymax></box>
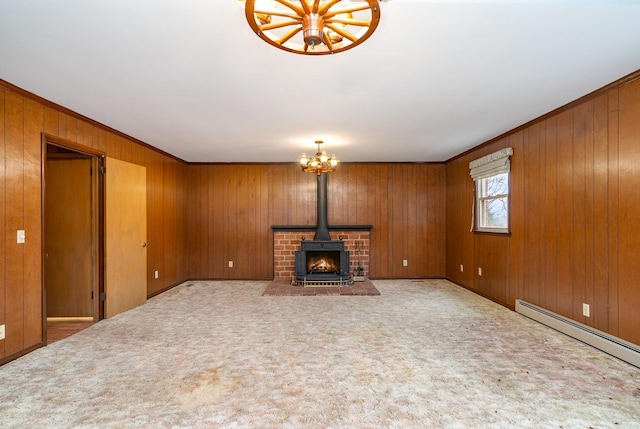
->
<box><xmin>292</xmin><ymin>173</ymin><xmax>352</xmax><ymax>286</ymax></box>
<box><xmin>295</xmin><ymin>239</ymin><xmax>351</xmax><ymax>285</ymax></box>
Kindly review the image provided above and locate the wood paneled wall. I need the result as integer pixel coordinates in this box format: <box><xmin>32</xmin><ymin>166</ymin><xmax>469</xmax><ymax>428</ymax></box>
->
<box><xmin>0</xmin><ymin>81</ymin><xmax>188</xmax><ymax>362</ymax></box>
<box><xmin>5</xmin><ymin>67</ymin><xmax>640</xmax><ymax>361</ymax></box>
<box><xmin>446</xmin><ymin>74</ymin><xmax>640</xmax><ymax>346</ymax></box>
<box><xmin>186</xmin><ymin>163</ymin><xmax>446</xmax><ymax>280</ymax></box>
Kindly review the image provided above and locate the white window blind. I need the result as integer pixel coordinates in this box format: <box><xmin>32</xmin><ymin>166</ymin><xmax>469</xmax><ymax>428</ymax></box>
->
<box><xmin>469</xmin><ymin>147</ymin><xmax>513</xmax><ymax>181</ymax></box>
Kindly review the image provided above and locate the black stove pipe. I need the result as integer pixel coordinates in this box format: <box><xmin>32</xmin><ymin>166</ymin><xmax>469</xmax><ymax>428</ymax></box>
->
<box><xmin>314</xmin><ymin>173</ymin><xmax>331</xmax><ymax>241</ymax></box>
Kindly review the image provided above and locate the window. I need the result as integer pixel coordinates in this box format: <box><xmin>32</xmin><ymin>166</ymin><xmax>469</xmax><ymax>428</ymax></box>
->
<box><xmin>476</xmin><ymin>172</ymin><xmax>509</xmax><ymax>231</ymax></box>
<box><xmin>469</xmin><ymin>147</ymin><xmax>513</xmax><ymax>234</ymax></box>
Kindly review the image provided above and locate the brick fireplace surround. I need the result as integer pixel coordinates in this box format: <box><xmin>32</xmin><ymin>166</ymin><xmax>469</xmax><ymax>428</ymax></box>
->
<box><xmin>272</xmin><ymin>226</ymin><xmax>371</xmax><ymax>281</ymax></box>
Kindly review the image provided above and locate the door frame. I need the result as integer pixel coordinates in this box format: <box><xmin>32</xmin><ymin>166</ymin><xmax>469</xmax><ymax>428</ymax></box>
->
<box><xmin>41</xmin><ymin>134</ymin><xmax>105</xmax><ymax>343</ymax></box>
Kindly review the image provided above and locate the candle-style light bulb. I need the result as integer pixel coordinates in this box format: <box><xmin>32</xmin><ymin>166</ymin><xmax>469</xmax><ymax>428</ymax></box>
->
<box><xmin>320</xmin><ymin>150</ymin><xmax>328</xmax><ymax>163</ymax></box>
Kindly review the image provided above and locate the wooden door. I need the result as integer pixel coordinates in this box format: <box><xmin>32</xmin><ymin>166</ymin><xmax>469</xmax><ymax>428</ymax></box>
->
<box><xmin>105</xmin><ymin>157</ymin><xmax>147</xmax><ymax>318</ymax></box>
<box><xmin>45</xmin><ymin>158</ymin><xmax>93</xmax><ymax>317</ymax></box>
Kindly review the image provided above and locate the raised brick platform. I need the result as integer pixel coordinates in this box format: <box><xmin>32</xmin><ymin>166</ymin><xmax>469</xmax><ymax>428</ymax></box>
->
<box><xmin>262</xmin><ymin>278</ymin><xmax>380</xmax><ymax>296</ymax></box>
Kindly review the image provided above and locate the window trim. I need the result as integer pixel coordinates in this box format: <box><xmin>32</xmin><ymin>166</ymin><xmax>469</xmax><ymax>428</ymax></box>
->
<box><xmin>475</xmin><ymin>173</ymin><xmax>510</xmax><ymax>234</ymax></box>
<box><xmin>469</xmin><ymin>147</ymin><xmax>513</xmax><ymax>235</ymax></box>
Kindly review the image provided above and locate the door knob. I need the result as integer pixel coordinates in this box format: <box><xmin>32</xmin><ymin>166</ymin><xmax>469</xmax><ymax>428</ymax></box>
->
<box><xmin>142</xmin><ymin>242</ymin><xmax>148</xmax><ymax>248</ymax></box>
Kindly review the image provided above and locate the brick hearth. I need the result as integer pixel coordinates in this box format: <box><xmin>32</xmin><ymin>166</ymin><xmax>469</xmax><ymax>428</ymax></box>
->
<box><xmin>273</xmin><ymin>229</ymin><xmax>370</xmax><ymax>281</ymax></box>
<box><xmin>262</xmin><ymin>278</ymin><xmax>380</xmax><ymax>296</ymax></box>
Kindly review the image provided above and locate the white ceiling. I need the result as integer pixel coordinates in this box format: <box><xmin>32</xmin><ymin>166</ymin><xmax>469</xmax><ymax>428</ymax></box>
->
<box><xmin>1</xmin><ymin>0</ymin><xmax>640</xmax><ymax>163</ymax></box>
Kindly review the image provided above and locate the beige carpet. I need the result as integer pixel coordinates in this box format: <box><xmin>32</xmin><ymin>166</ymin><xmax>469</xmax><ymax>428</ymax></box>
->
<box><xmin>1</xmin><ymin>279</ymin><xmax>639</xmax><ymax>428</ymax></box>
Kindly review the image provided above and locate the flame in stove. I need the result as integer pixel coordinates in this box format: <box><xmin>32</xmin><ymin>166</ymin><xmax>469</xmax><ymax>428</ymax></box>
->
<box><xmin>311</xmin><ymin>258</ymin><xmax>333</xmax><ymax>272</ymax></box>
<box><xmin>308</xmin><ymin>255</ymin><xmax>339</xmax><ymax>273</ymax></box>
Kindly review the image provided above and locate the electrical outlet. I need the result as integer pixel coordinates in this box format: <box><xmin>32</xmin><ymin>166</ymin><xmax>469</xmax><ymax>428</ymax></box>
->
<box><xmin>228</xmin><ymin>261</ymin><xmax>233</xmax><ymax>268</ymax></box>
<box><xmin>478</xmin><ymin>267</ymin><xmax>482</xmax><ymax>276</ymax></box>
<box><xmin>0</xmin><ymin>324</ymin><xmax>5</xmax><ymax>340</ymax></box>
<box><xmin>403</xmin><ymin>260</ymin><xmax>408</xmax><ymax>267</ymax></box>
<box><xmin>154</xmin><ymin>270</ymin><xmax>159</xmax><ymax>279</ymax></box>
<box><xmin>460</xmin><ymin>264</ymin><xmax>464</xmax><ymax>272</ymax></box>
<box><xmin>583</xmin><ymin>303</ymin><xmax>590</xmax><ymax>317</ymax></box>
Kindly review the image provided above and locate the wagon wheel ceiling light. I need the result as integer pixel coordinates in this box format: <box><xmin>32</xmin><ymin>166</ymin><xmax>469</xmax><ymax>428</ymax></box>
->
<box><xmin>240</xmin><ymin>0</ymin><xmax>381</xmax><ymax>55</ymax></box>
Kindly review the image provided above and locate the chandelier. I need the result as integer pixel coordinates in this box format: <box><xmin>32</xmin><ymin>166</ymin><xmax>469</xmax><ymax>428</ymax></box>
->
<box><xmin>298</xmin><ymin>141</ymin><xmax>339</xmax><ymax>175</ymax></box>
<box><xmin>240</xmin><ymin>0</ymin><xmax>381</xmax><ymax>55</ymax></box>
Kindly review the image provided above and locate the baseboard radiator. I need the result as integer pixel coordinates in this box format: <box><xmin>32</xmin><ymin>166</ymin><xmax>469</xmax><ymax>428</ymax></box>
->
<box><xmin>515</xmin><ymin>299</ymin><xmax>640</xmax><ymax>368</ymax></box>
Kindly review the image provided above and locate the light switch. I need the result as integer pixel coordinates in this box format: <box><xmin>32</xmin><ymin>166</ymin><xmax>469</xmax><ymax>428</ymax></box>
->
<box><xmin>17</xmin><ymin>230</ymin><xmax>25</xmax><ymax>244</ymax></box>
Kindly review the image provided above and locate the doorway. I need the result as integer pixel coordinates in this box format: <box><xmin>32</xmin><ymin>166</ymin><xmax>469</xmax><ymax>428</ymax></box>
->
<box><xmin>43</xmin><ymin>137</ymin><xmax>104</xmax><ymax>343</ymax></box>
